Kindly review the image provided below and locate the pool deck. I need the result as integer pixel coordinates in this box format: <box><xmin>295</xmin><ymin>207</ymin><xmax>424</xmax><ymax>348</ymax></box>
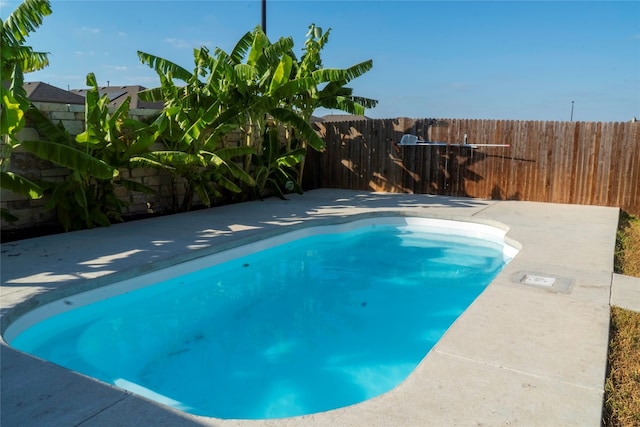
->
<box><xmin>2</xmin><ymin>189</ymin><xmax>638</xmax><ymax>426</ymax></box>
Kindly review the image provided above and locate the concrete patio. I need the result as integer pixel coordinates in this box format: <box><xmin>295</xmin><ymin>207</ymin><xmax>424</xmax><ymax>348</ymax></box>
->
<box><xmin>1</xmin><ymin>189</ymin><xmax>637</xmax><ymax>426</ymax></box>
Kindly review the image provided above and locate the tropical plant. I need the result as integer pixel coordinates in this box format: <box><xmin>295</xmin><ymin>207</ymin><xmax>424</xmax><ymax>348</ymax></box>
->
<box><xmin>14</xmin><ymin>72</ymin><xmax>157</xmax><ymax>231</ymax></box>
<box><xmin>218</xmin><ymin>27</ymin><xmax>328</xmax><ymax>197</ymax></box>
<box><xmin>27</xmin><ymin>113</ymin><xmax>108</xmax><ymax>230</ymax></box>
<box><xmin>135</xmin><ymin>40</ymin><xmax>267</xmax><ymax>211</ymax></box>
<box><xmin>1</xmin><ymin>0</ymin><xmax>52</xmax><ymax>221</ymax></box>
<box><xmin>252</xmin><ymin>125</ymin><xmax>306</xmax><ymax>199</ymax></box>
<box><xmin>134</xmin><ymin>44</ymin><xmax>261</xmax><ymax>211</ymax></box>
<box><xmin>47</xmin><ymin>72</ymin><xmax>156</xmax><ymax>230</ymax></box>
<box><xmin>1</xmin><ymin>1</ymin><xmax>121</xmax><ymax>227</ymax></box>
<box><xmin>226</xmin><ymin>28</ymin><xmax>327</xmax><ymax>151</ymax></box>
<box><xmin>294</xmin><ymin>24</ymin><xmax>378</xmax><ymax>121</ymax></box>
<box><xmin>288</xmin><ymin>24</ymin><xmax>378</xmax><ymax>184</ymax></box>
<box><xmin>134</xmin><ymin>24</ymin><xmax>377</xmax><ymax>207</ymax></box>
<box><xmin>136</xmin><ymin>26</ymin><xmax>347</xmax><ymax>205</ymax></box>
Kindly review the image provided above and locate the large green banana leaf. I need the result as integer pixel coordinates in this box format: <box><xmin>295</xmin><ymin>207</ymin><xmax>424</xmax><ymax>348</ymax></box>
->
<box><xmin>1</xmin><ymin>0</ymin><xmax>52</xmax><ymax>46</ymax></box>
<box><xmin>0</xmin><ymin>89</ymin><xmax>24</xmax><ymax>136</ymax></box>
<box><xmin>19</xmin><ymin>139</ymin><xmax>118</xmax><ymax>179</ymax></box>
<box><xmin>137</xmin><ymin>51</ymin><xmax>193</xmax><ymax>83</ymax></box>
<box><xmin>132</xmin><ymin>151</ymin><xmax>207</xmax><ymax>169</ymax></box>
<box><xmin>312</xmin><ymin>60</ymin><xmax>374</xmax><ymax>85</ymax></box>
<box><xmin>1</xmin><ymin>171</ymin><xmax>42</xmax><ymax>199</ymax></box>
<box><xmin>228</xmin><ymin>31</ymin><xmax>254</xmax><ymax>65</ymax></box>
<box><xmin>268</xmin><ymin>108</ymin><xmax>325</xmax><ymax>151</ymax></box>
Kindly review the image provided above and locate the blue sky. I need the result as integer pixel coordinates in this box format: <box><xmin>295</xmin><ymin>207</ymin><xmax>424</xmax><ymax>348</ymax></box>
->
<box><xmin>2</xmin><ymin>0</ymin><xmax>639</xmax><ymax>122</ymax></box>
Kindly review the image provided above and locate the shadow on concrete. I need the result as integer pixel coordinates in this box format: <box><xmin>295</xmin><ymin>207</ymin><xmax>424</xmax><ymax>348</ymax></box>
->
<box><xmin>1</xmin><ymin>343</ymin><xmax>215</xmax><ymax>426</ymax></box>
<box><xmin>1</xmin><ymin>191</ymin><xmax>492</xmax><ymax>290</ymax></box>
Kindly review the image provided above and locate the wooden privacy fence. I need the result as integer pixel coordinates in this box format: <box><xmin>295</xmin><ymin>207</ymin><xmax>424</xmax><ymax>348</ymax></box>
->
<box><xmin>304</xmin><ymin>118</ymin><xmax>640</xmax><ymax>215</ymax></box>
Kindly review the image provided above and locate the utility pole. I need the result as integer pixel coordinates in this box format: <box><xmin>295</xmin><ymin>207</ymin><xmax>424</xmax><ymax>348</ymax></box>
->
<box><xmin>261</xmin><ymin>0</ymin><xmax>267</xmax><ymax>35</ymax></box>
<box><xmin>570</xmin><ymin>101</ymin><xmax>574</xmax><ymax>122</ymax></box>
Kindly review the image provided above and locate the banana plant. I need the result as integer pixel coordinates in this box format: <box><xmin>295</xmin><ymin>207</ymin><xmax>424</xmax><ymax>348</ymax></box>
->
<box><xmin>135</xmin><ymin>49</ymin><xmax>256</xmax><ymax>211</ymax></box>
<box><xmin>136</xmin><ymin>29</ymin><xmax>325</xmax><ymax>208</ymax></box>
<box><xmin>11</xmin><ymin>72</ymin><xmax>159</xmax><ymax>231</ymax></box>
<box><xmin>226</xmin><ymin>28</ymin><xmax>326</xmax><ymax>153</ymax></box>
<box><xmin>1</xmin><ymin>0</ymin><xmax>119</xmax><ymax>225</ymax></box>
<box><xmin>252</xmin><ymin>126</ymin><xmax>307</xmax><ymax>199</ymax></box>
<box><xmin>51</xmin><ymin>72</ymin><xmax>157</xmax><ymax>228</ymax></box>
<box><xmin>296</xmin><ymin>24</ymin><xmax>378</xmax><ymax>119</ymax></box>
<box><xmin>0</xmin><ymin>0</ymin><xmax>51</xmax><ymax>133</ymax></box>
<box><xmin>136</xmin><ymin>25</ymin><xmax>376</xmax><ymax>205</ymax></box>
<box><xmin>75</xmin><ymin>73</ymin><xmax>156</xmax><ymax>183</ymax></box>
<box><xmin>1</xmin><ymin>0</ymin><xmax>51</xmax><ymax>221</ymax></box>
<box><xmin>288</xmin><ymin>24</ymin><xmax>378</xmax><ymax>185</ymax></box>
<box><xmin>25</xmin><ymin>106</ymin><xmax>118</xmax><ymax>231</ymax></box>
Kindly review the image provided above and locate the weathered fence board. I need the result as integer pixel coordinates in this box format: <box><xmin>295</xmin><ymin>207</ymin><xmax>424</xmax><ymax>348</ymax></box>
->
<box><xmin>306</xmin><ymin>118</ymin><xmax>640</xmax><ymax>215</ymax></box>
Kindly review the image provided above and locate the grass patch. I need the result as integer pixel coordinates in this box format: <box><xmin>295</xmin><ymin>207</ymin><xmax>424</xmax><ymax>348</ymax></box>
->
<box><xmin>603</xmin><ymin>211</ymin><xmax>640</xmax><ymax>426</ymax></box>
<box><xmin>615</xmin><ymin>211</ymin><xmax>640</xmax><ymax>277</ymax></box>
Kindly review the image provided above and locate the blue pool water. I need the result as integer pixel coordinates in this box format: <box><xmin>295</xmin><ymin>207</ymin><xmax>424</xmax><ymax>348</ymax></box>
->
<box><xmin>7</xmin><ymin>217</ymin><xmax>516</xmax><ymax>419</ymax></box>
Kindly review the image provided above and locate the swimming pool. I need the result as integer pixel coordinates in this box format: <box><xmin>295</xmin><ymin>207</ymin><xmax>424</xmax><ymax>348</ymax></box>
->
<box><xmin>5</xmin><ymin>216</ymin><xmax>518</xmax><ymax>420</ymax></box>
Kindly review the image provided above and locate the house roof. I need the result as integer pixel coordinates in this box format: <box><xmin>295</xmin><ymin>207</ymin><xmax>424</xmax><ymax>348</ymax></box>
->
<box><xmin>71</xmin><ymin>85</ymin><xmax>164</xmax><ymax>110</ymax></box>
<box><xmin>21</xmin><ymin>82</ymin><xmax>163</xmax><ymax>110</ymax></box>
<box><xmin>23</xmin><ymin>81</ymin><xmax>86</xmax><ymax>105</ymax></box>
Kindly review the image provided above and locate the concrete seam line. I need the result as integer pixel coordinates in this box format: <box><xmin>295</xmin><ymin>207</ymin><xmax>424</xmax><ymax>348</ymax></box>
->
<box><xmin>75</xmin><ymin>394</ymin><xmax>130</xmax><ymax>426</ymax></box>
<box><xmin>433</xmin><ymin>349</ymin><xmax>605</xmax><ymax>394</ymax></box>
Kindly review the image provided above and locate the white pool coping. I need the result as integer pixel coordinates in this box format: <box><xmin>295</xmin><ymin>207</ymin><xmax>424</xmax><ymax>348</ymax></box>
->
<box><xmin>0</xmin><ymin>189</ymin><xmax>622</xmax><ymax>426</ymax></box>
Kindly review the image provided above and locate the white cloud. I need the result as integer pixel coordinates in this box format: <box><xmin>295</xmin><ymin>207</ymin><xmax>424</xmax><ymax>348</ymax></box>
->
<box><xmin>164</xmin><ymin>38</ymin><xmax>190</xmax><ymax>49</ymax></box>
<box><xmin>81</xmin><ymin>26</ymin><xmax>100</xmax><ymax>34</ymax></box>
